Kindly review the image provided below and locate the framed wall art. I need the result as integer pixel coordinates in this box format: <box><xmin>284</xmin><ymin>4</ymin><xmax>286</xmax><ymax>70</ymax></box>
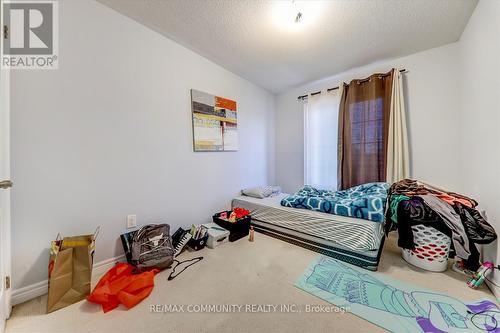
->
<box><xmin>191</xmin><ymin>89</ymin><xmax>238</xmax><ymax>152</ymax></box>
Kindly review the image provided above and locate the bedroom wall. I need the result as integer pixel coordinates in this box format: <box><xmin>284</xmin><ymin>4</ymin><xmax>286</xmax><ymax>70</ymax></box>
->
<box><xmin>457</xmin><ymin>0</ymin><xmax>500</xmax><ymax>295</ymax></box>
<box><xmin>275</xmin><ymin>0</ymin><xmax>500</xmax><ymax>295</ymax></box>
<box><xmin>10</xmin><ymin>0</ymin><xmax>275</xmax><ymax>291</ymax></box>
<box><xmin>275</xmin><ymin>42</ymin><xmax>462</xmax><ymax>193</ymax></box>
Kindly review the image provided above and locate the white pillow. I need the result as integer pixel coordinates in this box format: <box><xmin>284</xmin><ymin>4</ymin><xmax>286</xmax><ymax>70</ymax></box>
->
<box><xmin>242</xmin><ymin>186</ymin><xmax>281</xmax><ymax>198</ymax></box>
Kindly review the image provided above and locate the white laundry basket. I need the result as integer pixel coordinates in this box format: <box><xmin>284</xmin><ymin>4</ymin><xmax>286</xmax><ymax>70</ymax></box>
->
<box><xmin>401</xmin><ymin>224</ymin><xmax>451</xmax><ymax>272</ymax></box>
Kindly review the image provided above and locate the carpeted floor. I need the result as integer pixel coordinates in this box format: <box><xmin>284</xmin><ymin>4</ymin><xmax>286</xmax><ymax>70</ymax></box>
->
<box><xmin>6</xmin><ymin>233</ymin><xmax>497</xmax><ymax>333</ymax></box>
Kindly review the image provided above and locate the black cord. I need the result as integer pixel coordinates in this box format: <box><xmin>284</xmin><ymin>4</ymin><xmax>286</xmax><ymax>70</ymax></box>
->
<box><xmin>466</xmin><ymin>265</ymin><xmax>500</xmax><ymax>331</ymax></box>
<box><xmin>484</xmin><ymin>274</ymin><xmax>500</xmax><ymax>289</ymax></box>
<box><xmin>483</xmin><ymin>266</ymin><xmax>500</xmax><ymax>289</ymax></box>
<box><xmin>167</xmin><ymin>256</ymin><xmax>203</xmax><ymax>281</ymax></box>
<box><xmin>467</xmin><ymin>309</ymin><xmax>500</xmax><ymax>331</ymax></box>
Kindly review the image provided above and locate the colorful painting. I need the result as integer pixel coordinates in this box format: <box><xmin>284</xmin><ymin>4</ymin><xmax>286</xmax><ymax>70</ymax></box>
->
<box><xmin>191</xmin><ymin>89</ymin><xmax>238</xmax><ymax>151</ymax></box>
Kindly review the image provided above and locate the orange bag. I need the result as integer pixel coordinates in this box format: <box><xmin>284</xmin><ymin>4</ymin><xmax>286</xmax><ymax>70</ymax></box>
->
<box><xmin>87</xmin><ymin>263</ymin><xmax>159</xmax><ymax>313</ymax></box>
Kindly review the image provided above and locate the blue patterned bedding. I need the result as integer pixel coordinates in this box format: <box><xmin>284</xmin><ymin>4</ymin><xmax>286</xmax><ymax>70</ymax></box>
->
<box><xmin>280</xmin><ymin>183</ymin><xmax>390</xmax><ymax>223</ymax></box>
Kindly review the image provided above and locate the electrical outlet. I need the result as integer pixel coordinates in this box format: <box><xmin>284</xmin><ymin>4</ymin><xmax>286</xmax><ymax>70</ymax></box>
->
<box><xmin>126</xmin><ymin>215</ymin><xmax>137</xmax><ymax>229</ymax></box>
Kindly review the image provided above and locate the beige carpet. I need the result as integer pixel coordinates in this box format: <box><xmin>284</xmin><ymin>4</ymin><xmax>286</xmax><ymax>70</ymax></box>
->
<box><xmin>6</xmin><ymin>233</ymin><xmax>497</xmax><ymax>333</ymax></box>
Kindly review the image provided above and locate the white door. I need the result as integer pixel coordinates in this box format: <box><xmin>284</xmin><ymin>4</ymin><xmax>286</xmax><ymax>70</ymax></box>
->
<box><xmin>0</xmin><ymin>47</ymin><xmax>12</xmax><ymax>331</ymax></box>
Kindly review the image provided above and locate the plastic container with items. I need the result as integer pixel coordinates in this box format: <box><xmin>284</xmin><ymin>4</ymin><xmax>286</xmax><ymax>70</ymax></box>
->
<box><xmin>213</xmin><ymin>208</ymin><xmax>251</xmax><ymax>242</ymax></box>
<box><xmin>202</xmin><ymin>222</ymin><xmax>230</xmax><ymax>249</ymax></box>
<box><xmin>401</xmin><ymin>224</ymin><xmax>451</xmax><ymax>272</ymax></box>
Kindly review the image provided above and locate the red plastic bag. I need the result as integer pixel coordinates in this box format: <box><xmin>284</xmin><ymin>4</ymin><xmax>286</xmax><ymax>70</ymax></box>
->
<box><xmin>87</xmin><ymin>263</ymin><xmax>158</xmax><ymax>313</ymax></box>
<box><xmin>233</xmin><ymin>207</ymin><xmax>250</xmax><ymax>219</ymax></box>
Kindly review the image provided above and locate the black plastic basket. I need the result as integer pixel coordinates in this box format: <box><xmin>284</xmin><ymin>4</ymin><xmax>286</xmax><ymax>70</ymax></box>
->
<box><xmin>212</xmin><ymin>211</ymin><xmax>251</xmax><ymax>242</ymax></box>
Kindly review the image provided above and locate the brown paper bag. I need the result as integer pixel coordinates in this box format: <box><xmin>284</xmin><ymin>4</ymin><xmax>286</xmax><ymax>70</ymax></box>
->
<box><xmin>47</xmin><ymin>227</ymin><xmax>99</xmax><ymax>313</ymax></box>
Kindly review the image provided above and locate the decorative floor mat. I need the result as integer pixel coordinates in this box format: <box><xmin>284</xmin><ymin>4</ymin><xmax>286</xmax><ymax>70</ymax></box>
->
<box><xmin>295</xmin><ymin>256</ymin><xmax>500</xmax><ymax>332</ymax></box>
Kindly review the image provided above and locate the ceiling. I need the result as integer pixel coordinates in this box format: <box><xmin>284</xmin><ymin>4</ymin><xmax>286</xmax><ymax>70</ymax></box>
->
<box><xmin>97</xmin><ymin>0</ymin><xmax>477</xmax><ymax>93</ymax></box>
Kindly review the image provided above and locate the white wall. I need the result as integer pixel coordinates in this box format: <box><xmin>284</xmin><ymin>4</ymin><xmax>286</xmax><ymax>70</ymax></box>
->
<box><xmin>458</xmin><ymin>0</ymin><xmax>500</xmax><ymax>294</ymax></box>
<box><xmin>275</xmin><ymin>0</ymin><xmax>500</xmax><ymax>295</ymax></box>
<box><xmin>10</xmin><ymin>0</ymin><xmax>275</xmax><ymax>290</ymax></box>
<box><xmin>275</xmin><ymin>43</ymin><xmax>462</xmax><ymax>193</ymax></box>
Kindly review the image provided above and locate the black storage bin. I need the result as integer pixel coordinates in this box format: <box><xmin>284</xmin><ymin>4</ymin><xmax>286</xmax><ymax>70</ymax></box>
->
<box><xmin>188</xmin><ymin>234</ymin><xmax>209</xmax><ymax>251</ymax></box>
<box><xmin>212</xmin><ymin>211</ymin><xmax>251</xmax><ymax>242</ymax></box>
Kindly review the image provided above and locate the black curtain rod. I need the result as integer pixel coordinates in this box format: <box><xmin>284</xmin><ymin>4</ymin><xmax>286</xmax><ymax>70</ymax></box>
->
<box><xmin>297</xmin><ymin>69</ymin><xmax>407</xmax><ymax>100</ymax></box>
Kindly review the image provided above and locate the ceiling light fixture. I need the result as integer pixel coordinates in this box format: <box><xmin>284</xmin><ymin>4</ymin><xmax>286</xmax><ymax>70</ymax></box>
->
<box><xmin>295</xmin><ymin>11</ymin><xmax>302</xmax><ymax>23</ymax></box>
<box><xmin>292</xmin><ymin>0</ymin><xmax>302</xmax><ymax>23</ymax></box>
<box><xmin>272</xmin><ymin>1</ymin><xmax>323</xmax><ymax>32</ymax></box>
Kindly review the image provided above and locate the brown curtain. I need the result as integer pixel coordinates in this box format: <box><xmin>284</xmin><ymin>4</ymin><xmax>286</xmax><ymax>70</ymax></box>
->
<box><xmin>337</xmin><ymin>70</ymin><xmax>394</xmax><ymax>190</ymax></box>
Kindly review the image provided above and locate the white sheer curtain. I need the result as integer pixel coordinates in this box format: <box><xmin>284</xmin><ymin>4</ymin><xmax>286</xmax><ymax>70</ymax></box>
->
<box><xmin>304</xmin><ymin>90</ymin><xmax>341</xmax><ymax>190</ymax></box>
<box><xmin>386</xmin><ymin>69</ymin><xmax>410</xmax><ymax>183</ymax></box>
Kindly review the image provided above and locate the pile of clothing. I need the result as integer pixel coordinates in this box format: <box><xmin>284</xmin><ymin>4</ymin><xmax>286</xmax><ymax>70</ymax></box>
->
<box><xmin>386</xmin><ymin>179</ymin><xmax>496</xmax><ymax>270</ymax></box>
<box><xmin>218</xmin><ymin>207</ymin><xmax>250</xmax><ymax>222</ymax></box>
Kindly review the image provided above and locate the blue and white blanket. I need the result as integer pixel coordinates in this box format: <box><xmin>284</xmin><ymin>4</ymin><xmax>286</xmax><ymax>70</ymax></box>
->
<box><xmin>280</xmin><ymin>183</ymin><xmax>389</xmax><ymax>223</ymax></box>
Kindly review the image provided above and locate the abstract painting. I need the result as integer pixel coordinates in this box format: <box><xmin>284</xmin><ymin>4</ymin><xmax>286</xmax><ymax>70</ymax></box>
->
<box><xmin>191</xmin><ymin>89</ymin><xmax>238</xmax><ymax>151</ymax></box>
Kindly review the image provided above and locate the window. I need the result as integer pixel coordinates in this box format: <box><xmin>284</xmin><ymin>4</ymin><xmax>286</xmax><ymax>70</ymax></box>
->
<box><xmin>337</xmin><ymin>75</ymin><xmax>393</xmax><ymax>189</ymax></box>
<box><xmin>349</xmin><ymin>97</ymin><xmax>385</xmax><ymax>169</ymax></box>
<box><xmin>304</xmin><ymin>90</ymin><xmax>340</xmax><ymax>190</ymax></box>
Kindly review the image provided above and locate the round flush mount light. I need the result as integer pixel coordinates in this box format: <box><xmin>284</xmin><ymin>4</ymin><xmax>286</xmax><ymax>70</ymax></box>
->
<box><xmin>272</xmin><ymin>0</ymin><xmax>323</xmax><ymax>32</ymax></box>
<box><xmin>295</xmin><ymin>11</ymin><xmax>303</xmax><ymax>23</ymax></box>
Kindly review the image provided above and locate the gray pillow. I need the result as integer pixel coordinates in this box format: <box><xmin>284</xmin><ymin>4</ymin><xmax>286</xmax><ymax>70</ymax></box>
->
<box><xmin>242</xmin><ymin>186</ymin><xmax>281</xmax><ymax>198</ymax></box>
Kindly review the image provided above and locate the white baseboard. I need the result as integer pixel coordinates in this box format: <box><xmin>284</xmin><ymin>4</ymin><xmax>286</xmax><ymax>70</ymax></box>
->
<box><xmin>486</xmin><ymin>281</ymin><xmax>500</xmax><ymax>301</ymax></box>
<box><xmin>11</xmin><ymin>280</ymin><xmax>47</xmax><ymax>307</ymax></box>
<box><xmin>11</xmin><ymin>255</ymin><xmax>125</xmax><ymax>306</ymax></box>
<box><xmin>92</xmin><ymin>255</ymin><xmax>126</xmax><ymax>277</ymax></box>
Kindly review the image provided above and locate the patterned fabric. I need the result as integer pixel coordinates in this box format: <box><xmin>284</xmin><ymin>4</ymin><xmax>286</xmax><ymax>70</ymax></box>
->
<box><xmin>280</xmin><ymin>183</ymin><xmax>390</xmax><ymax>223</ymax></box>
<box><xmin>233</xmin><ymin>194</ymin><xmax>384</xmax><ymax>252</ymax></box>
<box><xmin>253</xmin><ymin>224</ymin><xmax>383</xmax><ymax>270</ymax></box>
<box><xmin>389</xmin><ymin>179</ymin><xmax>477</xmax><ymax>208</ymax></box>
<box><xmin>386</xmin><ymin>179</ymin><xmax>497</xmax><ymax>270</ymax></box>
<box><xmin>387</xmin><ymin>194</ymin><xmax>410</xmax><ymax>225</ymax></box>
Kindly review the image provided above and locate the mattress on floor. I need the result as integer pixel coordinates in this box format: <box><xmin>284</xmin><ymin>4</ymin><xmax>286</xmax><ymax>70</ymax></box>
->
<box><xmin>232</xmin><ymin>194</ymin><xmax>384</xmax><ymax>252</ymax></box>
<box><xmin>250</xmin><ymin>219</ymin><xmax>384</xmax><ymax>270</ymax></box>
<box><xmin>232</xmin><ymin>194</ymin><xmax>385</xmax><ymax>270</ymax></box>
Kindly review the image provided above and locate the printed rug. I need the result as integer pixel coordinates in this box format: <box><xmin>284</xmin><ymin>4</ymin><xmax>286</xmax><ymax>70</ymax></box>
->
<box><xmin>295</xmin><ymin>256</ymin><xmax>500</xmax><ymax>332</ymax></box>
